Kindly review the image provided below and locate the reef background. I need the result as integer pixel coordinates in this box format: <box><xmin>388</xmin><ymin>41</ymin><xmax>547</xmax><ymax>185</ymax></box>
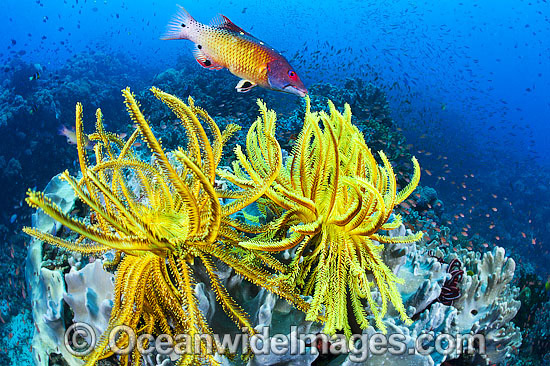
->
<box><xmin>0</xmin><ymin>0</ymin><xmax>549</xmax><ymax>365</ymax></box>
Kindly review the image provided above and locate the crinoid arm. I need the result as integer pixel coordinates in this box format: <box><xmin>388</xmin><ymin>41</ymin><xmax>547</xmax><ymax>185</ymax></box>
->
<box><xmin>23</xmin><ymin>87</ymin><xmax>325</xmax><ymax>365</ymax></box>
<box><xmin>235</xmin><ymin>96</ymin><xmax>423</xmax><ymax>337</ymax></box>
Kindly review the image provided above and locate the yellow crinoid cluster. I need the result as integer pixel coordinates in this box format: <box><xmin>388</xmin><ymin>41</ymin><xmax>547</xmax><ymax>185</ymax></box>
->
<box><xmin>24</xmin><ymin>88</ymin><xmax>422</xmax><ymax>365</ymax></box>
<box><xmin>23</xmin><ymin>87</ymin><xmax>308</xmax><ymax>366</ymax></box>
<box><xmin>227</xmin><ymin>98</ymin><xmax>422</xmax><ymax>336</ymax></box>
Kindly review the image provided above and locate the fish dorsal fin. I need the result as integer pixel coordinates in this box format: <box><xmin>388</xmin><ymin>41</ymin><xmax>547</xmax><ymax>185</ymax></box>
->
<box><xmin>211</xmin><ymin>14</ymin><xmax>253</xmax><ymax>37</ymax></box>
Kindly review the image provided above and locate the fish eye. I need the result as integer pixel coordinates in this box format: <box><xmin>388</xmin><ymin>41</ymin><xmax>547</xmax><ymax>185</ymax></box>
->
<box><xmin>288</xmin><ymin>70</ymin><xmax>297</xmax><ymax>79</ymax></box>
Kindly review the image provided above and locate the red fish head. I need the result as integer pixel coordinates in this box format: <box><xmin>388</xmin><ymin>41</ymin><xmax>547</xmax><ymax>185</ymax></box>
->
<box><xmin>266</xmin><ymin>59</ymin><xmax>307</xmax><ymax>97</ymax></box>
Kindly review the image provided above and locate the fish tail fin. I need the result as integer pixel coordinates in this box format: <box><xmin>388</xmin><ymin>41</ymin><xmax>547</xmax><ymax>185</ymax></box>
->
<box><xmin>57</xmin><ymin>125</ymin><xmax>69</xmax><ymax>136</ymax></box>
<box><xmin>162</xmin><ymin>5</ymin><xmax>196</xmax><ymax>40</ymax></box>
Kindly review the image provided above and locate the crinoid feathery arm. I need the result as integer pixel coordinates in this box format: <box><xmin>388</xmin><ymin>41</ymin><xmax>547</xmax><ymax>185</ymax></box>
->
<box><xmin>236</xmin><ymin>96</ymin><xmax>422</xmax><ymax>337</ymax></box>
<box><xmin>23</xmin><ymin>87</ymin><xmax>327</xmax><ymax>365</ymax></box>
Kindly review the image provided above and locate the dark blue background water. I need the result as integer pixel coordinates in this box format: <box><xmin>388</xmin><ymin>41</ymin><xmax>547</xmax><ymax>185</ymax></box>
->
<box><xmin>1</xmin><ymin>1</ymin><xmax>550</xmax><ymax>364</ymax></box>
<box><xmin>3</xmin><ymin>0</ymin><xmax>548</xmax><ymax>154</ymax></box>
<box><xmin>1</xmin><ymin>0</ymin><xmax>549</xmax><ymax>269</ymax></box>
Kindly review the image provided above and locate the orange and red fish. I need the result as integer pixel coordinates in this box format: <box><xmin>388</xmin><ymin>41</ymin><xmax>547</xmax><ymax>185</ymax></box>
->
<box><xmin>163</xmin><ymin>6</ymin><xmax>307</xmax><ymax>97</ymax></box>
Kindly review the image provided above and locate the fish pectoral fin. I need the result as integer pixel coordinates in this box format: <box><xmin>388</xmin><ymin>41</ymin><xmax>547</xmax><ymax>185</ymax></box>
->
<box><xmin>192</xmin><ymin>47</ymin><xmax>223</xmax><ymax>70</ymax></box>
<box><xmin>235</xmin><ymin>79</ymin><xmax>257</xmax><ymax>92</ymax></box>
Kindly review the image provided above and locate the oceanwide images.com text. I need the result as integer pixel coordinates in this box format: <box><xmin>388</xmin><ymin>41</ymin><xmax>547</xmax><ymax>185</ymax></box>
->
<box><xmin>65</xmin><ymin>322</ymin><xmax>486</xmax><ymax>362</ymax></box>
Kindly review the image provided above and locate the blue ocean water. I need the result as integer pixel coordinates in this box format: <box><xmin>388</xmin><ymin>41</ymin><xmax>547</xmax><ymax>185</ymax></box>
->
<box><xmin>0</xmin><ymin>0</ymin><xmax>549</xmax><ymax>365</ymax></box>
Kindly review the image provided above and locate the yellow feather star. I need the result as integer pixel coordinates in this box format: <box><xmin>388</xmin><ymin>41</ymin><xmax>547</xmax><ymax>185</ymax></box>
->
<box><xmin>24</xmin><ymin>87</ymin><xmax>422</xmax><ymax>363</ymax></box>
<box><xmin>23</xmin><ymin>87</ymin><xmax>309</xmax><ymax>366</ymax></box>
<box><xmin>226</xmin><ymin>97</ymin><xmax>423</xmax><ymax>336</ymax></box>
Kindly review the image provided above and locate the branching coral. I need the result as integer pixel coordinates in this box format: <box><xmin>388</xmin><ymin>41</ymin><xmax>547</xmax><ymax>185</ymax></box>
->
<box><xmin>23</xmin><ymin>87</ymin><xmax>308</xmax><ymax>366</ymax></box>
<box><xmin>222</xmin><ymin>98</ymin><xmax>422</xmax><ymax>336</ymax></box>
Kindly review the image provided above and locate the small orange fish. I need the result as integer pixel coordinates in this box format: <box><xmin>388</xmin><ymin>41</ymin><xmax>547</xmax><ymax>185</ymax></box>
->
<box><xmin>163</xmin><ymin>6</ymin><xmax>307</xmax><ymax>97</ymax></box>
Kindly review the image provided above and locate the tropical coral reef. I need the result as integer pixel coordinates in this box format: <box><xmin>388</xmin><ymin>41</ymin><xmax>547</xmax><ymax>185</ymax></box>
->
<box><xmin>24</xmin><ymin>87</ymin><xmax>315</xmax><ymax>365</ymax></box>
<box><xmin>0</xmin><ymin>54</ymin><xmax>408</xmax><ymax>366</ymax></box>
<box><xmin>21</xmin><ymin>86</ymin><xmax>527</xmax><ymax>366</ymax></box>
<box><xmin>25</xmin><ymin>178</ymin><xmax>524</xmax><ymax>366</ymax></box>
<box><xmin>1</xmin><ymin>50</ymin><xmax>548</xmax><ymax>366</ymax></box>
<box><xmin>22</xmin><ymin>87</ymin><xmax>419</xmax><ymax>363</ymax></box>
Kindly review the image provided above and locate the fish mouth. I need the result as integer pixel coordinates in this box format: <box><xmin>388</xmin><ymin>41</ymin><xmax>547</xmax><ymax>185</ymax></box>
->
<box><xmin>283</xmin><ymin>84</ymin><xmax>308</xmax><ymax>98</ymax></box>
